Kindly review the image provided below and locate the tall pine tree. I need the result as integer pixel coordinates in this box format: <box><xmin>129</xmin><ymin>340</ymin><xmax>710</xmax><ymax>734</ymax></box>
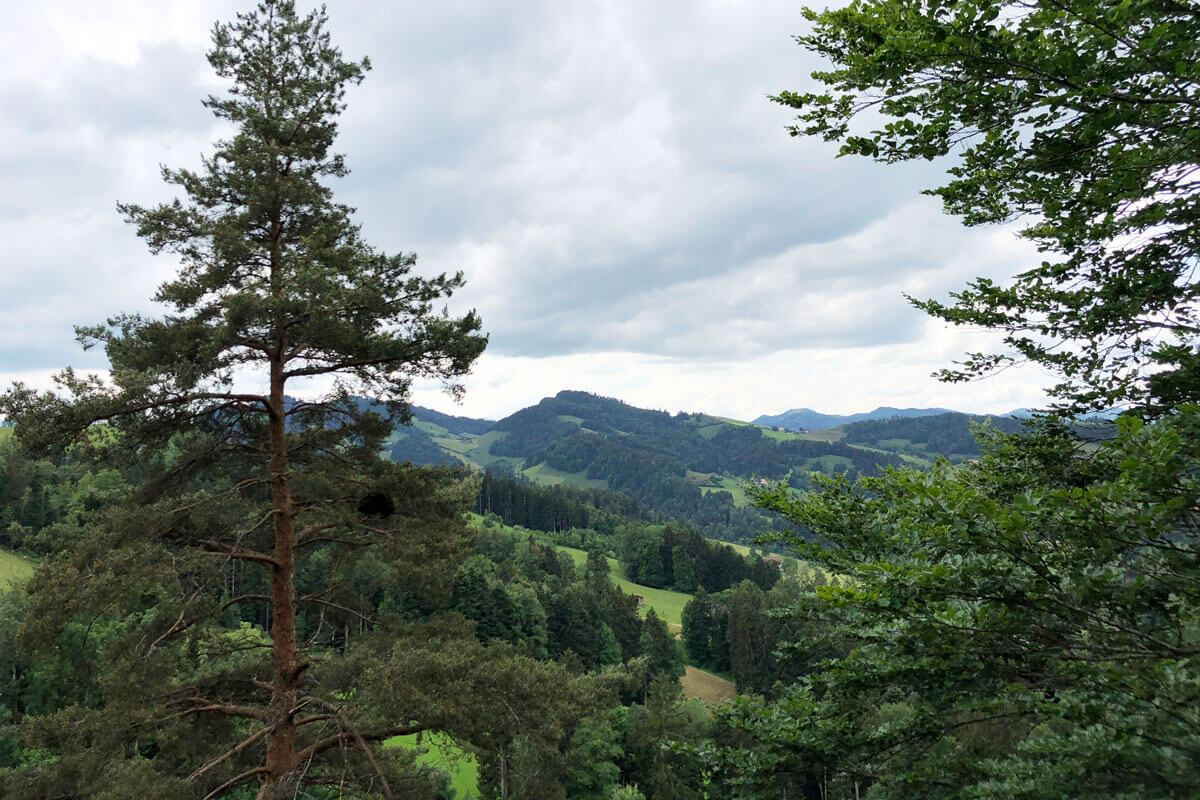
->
<box><xmin>0</xmin><ymin>2</ymin><xmax>501</xmax><ymax>798</ymax></box>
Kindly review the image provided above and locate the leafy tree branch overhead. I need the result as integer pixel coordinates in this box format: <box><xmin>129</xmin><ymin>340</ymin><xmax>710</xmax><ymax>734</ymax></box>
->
<box><xmin>695</xmin><ymin>3</ymin><xmax>1200</xmax><ymax>798</ymax></box>
<box><xmin>774</xmin><ymin>0</ymin><xmax>1200</xmax><ymax>415</ymax></box>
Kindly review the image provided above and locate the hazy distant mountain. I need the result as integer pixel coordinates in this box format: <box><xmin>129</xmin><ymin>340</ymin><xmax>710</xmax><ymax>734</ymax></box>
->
<box><xmin>754</xmin><ymin>406</ymin><xmax>956</xmax><ymax>431</ymax></box>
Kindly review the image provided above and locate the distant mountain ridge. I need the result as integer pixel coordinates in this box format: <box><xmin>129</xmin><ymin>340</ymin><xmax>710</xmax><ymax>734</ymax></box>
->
<box><xmin>754</xmin><ymin>406</ymin><xmax>957</xmax><ymax>431</ymax></box>
<box><xmin>386</xmin><ymin>390</ymin><xmax>935</xmax><ymax>539</ymax></box>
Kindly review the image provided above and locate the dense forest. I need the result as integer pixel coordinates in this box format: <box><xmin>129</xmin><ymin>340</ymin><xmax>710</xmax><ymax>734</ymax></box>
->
<box><xmin>0</xmin><ymin>431</ymin><xmax>718</xmax><ymax>798</ymax></box>
<box><xmin>472</xmin><ymin>471</ymin><xmax>645</xmax><ymax>535</ymax></box>
<box><xmin>1</xmin><ymin>0</ymin><xmax>1198</xmax><ymax>798</ymax></box>
<box><xmin>841</xmin><ymin>411</ymin><xmax>1025</xmax><ymax>460</ymax></box>
<box><xmin>418</xmin><ymin>390</ymin><xmax>912</xmax><ymax>540</ymax></box>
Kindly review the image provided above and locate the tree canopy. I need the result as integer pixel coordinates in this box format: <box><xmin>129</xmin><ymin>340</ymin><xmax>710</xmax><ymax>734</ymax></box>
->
<box><xmin>720</xmin><ymin>414</ymin><xmax>1200</xmax><ymax>798</ymax></box>
<box><xmin>775</xmin><ymin>0</ymin><xmax>1200</xmax><ymax>414</ymax></box>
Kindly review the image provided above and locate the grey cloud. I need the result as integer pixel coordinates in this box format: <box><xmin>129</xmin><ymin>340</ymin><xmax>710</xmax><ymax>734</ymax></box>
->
<box><xmin>2</xmin><ymin>1</ymin><xmax>1012</xmax><ymax>384</ymax></box>
<box><xmin>320</xmin><ymin>1</ymin><xmax>955</xmax><ymax>364</ymax></box>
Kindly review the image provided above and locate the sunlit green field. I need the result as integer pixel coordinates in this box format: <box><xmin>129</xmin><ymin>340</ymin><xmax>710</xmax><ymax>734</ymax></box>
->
<box><xmin>384</xmin><ymin>732</ymin><xmax>478</xmax><ymax>798</ymax></box>
<box><xmin>0</xmin><ymin>549</ymin><xmax>34</xmax><ymax>587</ymax></box>
<box><xmin>555</xmin><ymin>544</ymin><xmax>691</xmax><ymax>628</ymax></box>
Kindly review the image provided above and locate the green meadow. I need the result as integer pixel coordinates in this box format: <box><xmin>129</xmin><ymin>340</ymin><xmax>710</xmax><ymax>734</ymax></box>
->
<box><xmin>385</xmin><ymin>732</ymin><xmax>479</xmax><ymax>798</ymax></box>
<box><xmin>0</xmin><ymin>549</ymin><xmax>34</xmax><ymax>588</ymax></box>
<box><xmin>556</xmin><ymin>544</ymin><xmax>691</xmax><ymax>628</ymax></box>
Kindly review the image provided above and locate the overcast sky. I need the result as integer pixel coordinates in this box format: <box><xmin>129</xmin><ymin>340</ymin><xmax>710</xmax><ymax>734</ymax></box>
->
<box><xmin>1</xmin><ymin>0</ymin><xmax>1055</xmax><ymax>422</ymax></box>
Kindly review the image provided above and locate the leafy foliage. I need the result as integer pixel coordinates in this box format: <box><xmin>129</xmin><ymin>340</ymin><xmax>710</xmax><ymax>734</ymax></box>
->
<box><xmin>776</xmin><ymin>0</ymin><xmax>1200</xmax><ymax>414</ymax></box>
<box><xmin>714</xmin><ymin>412</ymin><xmax>1200</xmax><ymax>798</ymax></box>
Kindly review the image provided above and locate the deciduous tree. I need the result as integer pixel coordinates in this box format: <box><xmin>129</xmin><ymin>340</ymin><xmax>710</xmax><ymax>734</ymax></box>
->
<box><xmin>712</xmin><ymin>2</ymin><xmax>1200</xmax><ymax>796</ymax></box>
<box><xmin>721</xmin><ymin>415</ymin><xmax>1200</xmax><ymax>798</ymax></box>
<box><xmin>776</xmin><ymin>0</ymin><xmax>1200</xmax><ymax>414</ymax></box>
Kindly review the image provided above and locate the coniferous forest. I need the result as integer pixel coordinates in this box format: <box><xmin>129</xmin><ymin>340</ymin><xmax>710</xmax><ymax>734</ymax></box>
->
<box><xmin>1</xmin><ymin>1</ymin><xmax>1198</xmax><ymax>798</ymax></box>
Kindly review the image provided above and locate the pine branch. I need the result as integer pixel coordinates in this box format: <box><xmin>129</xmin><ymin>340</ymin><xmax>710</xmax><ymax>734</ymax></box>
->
<box><xmin>188</xmin><ymin>724</ymin><xmax>275</xmax><ymax>783</ymax></box>
<box><xmin>197</xmin><ymin>540</ymin><xmax>280</xmax><ymax>568</ymax></box>
<box><xmin>294</xmin><ymin>723</ymin><xmax>427</xmax><ymax>765</ymax></box>
<box><xmin>200</xmin><ymin>766</ymin><xmax>270</xmax><ymax>800</ymax></box>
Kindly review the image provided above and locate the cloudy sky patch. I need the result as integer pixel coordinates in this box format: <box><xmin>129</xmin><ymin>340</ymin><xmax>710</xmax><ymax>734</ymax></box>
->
<box><xmin>1</xmin><ymin>0</ymin><xmax>1052</xmax><ymax>421</ymax></box>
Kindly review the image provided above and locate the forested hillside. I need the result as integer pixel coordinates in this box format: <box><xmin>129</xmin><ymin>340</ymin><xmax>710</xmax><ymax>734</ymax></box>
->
<box><xmin>841</xmin><ymin>411</ymin><xmax>1026</xmax><ymax>460</ymax></box>
<box><xmin>389</xmin><ymin>390</ymin><xmax>914</xmax><ymax>540</ymax></box>
<box><xmin>2</xmin><ymin>0</ymin><xmax>1196</xmax><ymax>798</ymax></box>
<box><xmin>386</xmin><ymin>391</ymin><xmax>1047</xmax><ymax>541</ymax></box>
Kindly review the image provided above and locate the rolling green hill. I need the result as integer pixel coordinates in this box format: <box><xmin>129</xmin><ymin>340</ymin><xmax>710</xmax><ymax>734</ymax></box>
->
<box><xmin>388</xmin><ymin>392</ymin><xmax>1013</xmax><ymax>483</ymax></box>
<box><xmin>383</xmin><ymin>391</ymin><xmax>1046</xmax><ymax>547</ymax></box>
<box><xmin>389</xmin><ymin>390</ymin><xmax>918</xmax><ymax>540</ymax></box>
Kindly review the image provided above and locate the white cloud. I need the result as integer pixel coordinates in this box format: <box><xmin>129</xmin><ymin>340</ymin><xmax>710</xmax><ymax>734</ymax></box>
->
<box><xmin>0</xmin><ymin>0</ymin><xmax>1054</xmax><ymax>420</ymax></box>
<box><xmin>408</xmin><ymin>320</ymin><xmax>1051</xmax><ymax>422</ymax></box>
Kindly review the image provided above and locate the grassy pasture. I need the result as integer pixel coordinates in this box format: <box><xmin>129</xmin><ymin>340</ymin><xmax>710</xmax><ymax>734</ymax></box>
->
<box><xmin>611</xmin><ymin>577</ymin><xmax>689</xmax><ymax>630</ymax></box>
<box><xmin>796</xmin><ymin>427</ymin><xmax>845</xmax><ymax>442</ymax></box>
<box><xmin>457</xmin><ymin>430</ymin><xmax>511</xmax><ymax>466</ymax></box>
<box><xmin>385</xmin><ymin>732</ymin><xmax>478</xmax><ymax>798</ymax></box>
<box><xmin>520</xmin><ymin>463</ymin><xmax>609</xmax><ymax>490</ymax></box>
<box><xmin>0</xmin><ymin>549</ymin><xmax>34</xmax><ymax>587</ymax></box>
<box><xmin>721</xmin><ymin>540</ymin><xmax>752</xmax><ymax>557</ymax></box>
<box><xmin>697</xmin><ymin>475</ymin><xmax>749</xmax><ymax>507</ymax></box>
<box><xmin>681</xmin><ymin>666</ymin><xmax>736</xmax><ymax>703</ymax></box>
<box><xmin>431</xmin><ymin>436</ymin><xmax>475</xmax><ymax>455</ymax></box>
<box><xmin>413</xmin><ymin>420</ymin><xmax>450</xmax><ymax>436</ymax></box>
<box><xmin>759</xmin><ymin>427</ymin><xmax>802</xmax><ymax>442</ymax></box>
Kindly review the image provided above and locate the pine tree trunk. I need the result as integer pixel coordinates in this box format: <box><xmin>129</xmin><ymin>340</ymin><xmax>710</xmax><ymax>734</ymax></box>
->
<box><xmin>261</xmin><ymin>356</ymin><xmax>298</xmax><ymax>798</ymax></box>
